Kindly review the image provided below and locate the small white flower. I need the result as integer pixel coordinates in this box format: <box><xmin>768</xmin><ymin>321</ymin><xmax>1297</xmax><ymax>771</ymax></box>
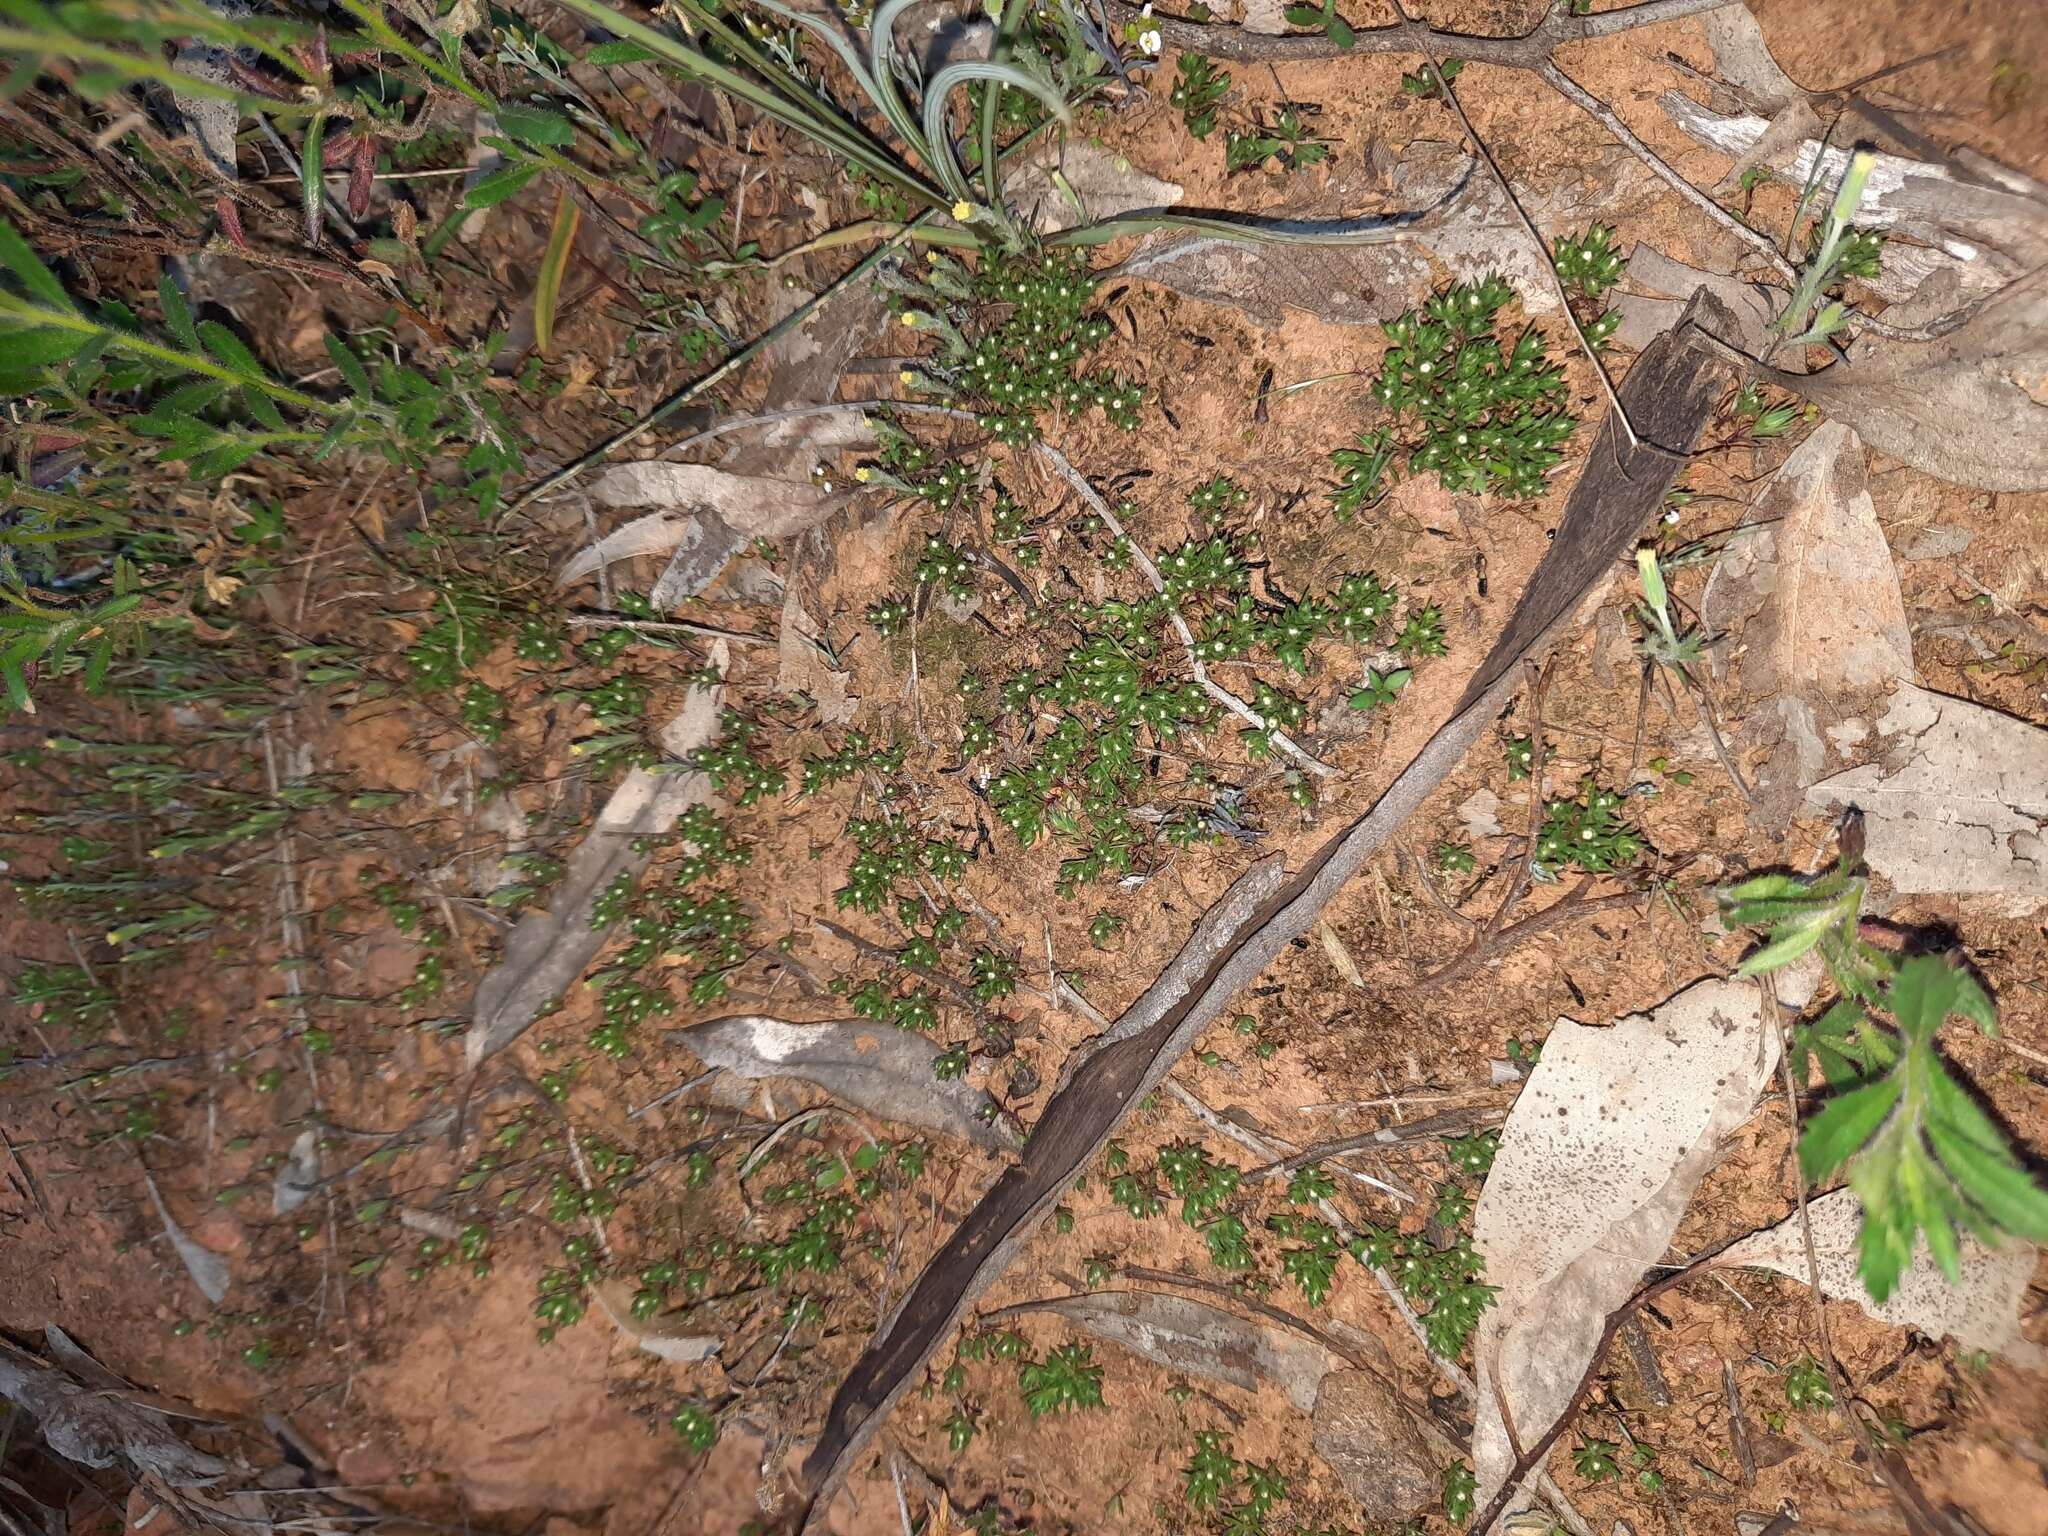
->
<box><xmin>1138</xmin><ymin>26</ymin><xmax>1161</xmax><ymax>52</ymax></box>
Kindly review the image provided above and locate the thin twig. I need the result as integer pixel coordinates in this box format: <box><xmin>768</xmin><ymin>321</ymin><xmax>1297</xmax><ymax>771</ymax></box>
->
<box><xmin>1420</xmin><ymin>883</ymin><xmax>1648</xmax><ymax>989</ymax></box>
<box><xmin>1384</xmin><ymin>0</ymin><xmax>1641</xmax><ymax>447</ymax></box>
<box><xmin>564</xmin><ymin>613</ymin><xmax>778</xmax><ymax>645</ymax></box>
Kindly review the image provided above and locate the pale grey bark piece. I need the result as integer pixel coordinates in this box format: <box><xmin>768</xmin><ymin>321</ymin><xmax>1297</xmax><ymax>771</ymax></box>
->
<box><xmin>670</xmin><ymin>1015</ymin><xmax>1013</xmax><ymax>1151</ymax></box>
<box><xmin>1805</xmin><ymin>683</ymin><xmax>2048</xmax><ymax>914</ymax></box>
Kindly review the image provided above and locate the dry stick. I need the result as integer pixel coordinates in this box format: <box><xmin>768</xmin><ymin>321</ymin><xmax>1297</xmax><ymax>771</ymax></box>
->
<box><xmin>1419</xmin><ymin>882</ymin><xmax>1648</xmax><ymax>989</ymax></box>
<box><xmin>1101</xmin><ymin>0</ymin><xmax>1738</xmax><ymax>65</ymax></box>
<box><xmin>1754</xmin><ymin>975</ymin><xmax>1952</xmax><ymax>1536</ymax></box>
<box><xmin>1383</xmin><ymin>0</ymin><xmax>1640</xmax><ymax>448</ymax></box>
<box><xmin>1466</xmin><ymin>1236</ymin><xmax>1745</xmax><ymax>1536</ymax></box>
<box><xmin>1033</xmin><ymin>440</ymin><xmax>1336</xmax><ymax>777</ymax></box>
<box><xmin>564</xmin><ymin>613</ymin><xmax>779</xmax><ymax>646</ymax></box>
<box><xmin>1722</xmin><ymin>1358</ymin><xmax>1757</xmax><ymax>1484</ymax></box>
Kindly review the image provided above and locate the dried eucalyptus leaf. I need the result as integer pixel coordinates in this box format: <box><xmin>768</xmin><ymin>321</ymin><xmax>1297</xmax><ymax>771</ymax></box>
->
<box><xmin>272</xmin><ymin>1129</ymin><xmax>319</xmax><ymax>1216</ymax></box>
<box><xmin>670</xmin><ymin>1015</ymin><xmax>1014</xmax><ymax>1151</ymax></box>
<box><xmin>1804</xmin><ymin>683</ymin><xmax>2048</xmax><ymax>914</ymax></box>
<box><xmin>1764</xmin><ymin>272</ymin><xmax>2048</xmax><ymax>492</ymax></box>
<box><xmin>1702</xmin><ymin>423</ymin><xmax>1912</xmax><ymax>823</ymax></box>
<box><xmin>1472</xmin><ymin>978</ymin><xmax>1778</xmax><ymax>1512</ymax></box>
<box><xmin>995</xmin><ymin>1290</ymin><xmax>1337</xmax><ymax>1412</ymax></box>
<box><xmin>1714</xmin><ymin>1189</ymin><xmax>2043</xmax><ymax>1365</ymax></box>
<box><xmin>142</xmin><ymin>1169</ymin><xmax>229</xmax><ymax>1305</ymax></box>
<box><xmin>558</xmin><ymin>466</ymin><xmax>847</xmax><ymax>587</ymax></box>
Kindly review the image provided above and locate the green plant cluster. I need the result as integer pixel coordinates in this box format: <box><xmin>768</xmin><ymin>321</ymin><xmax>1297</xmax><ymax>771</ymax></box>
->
<box><xmin>877</xmin><ymin>248</ymin><xmax>1141</xmax><ymax>445</ymax></box>
<box><xmin>1225</xmin><ymin>107</ymin><xmax>1329</xmax><ymax>174</ymax></box>
<box><xmin>1330</xmin><ymin>276</ymin><xmax>1576</xmax><ymax>514</ymax></box>
<box><xmin>1533</xmin><ymin>779</ymin><xmax>1645</xmax><ymax>877</ymax></box>
<box><xmin>585</xmin><ymin>805</ymin><xmax>755</xmax><ymax>1055</ymax></box>
<box><xmin>1171</xmin><ymin>54</ymin><xmax>1231</xmax><ymax>139</ymax></box>
<box><xmin>1181</xmin><ymin>1430</ymin><xmax>1297</xmax><ymax>1536</ymax></box>
<box><xmin>968</xmin><ymin>532</ymin><xmax>1445</xmax><ymax>892</ymax></box>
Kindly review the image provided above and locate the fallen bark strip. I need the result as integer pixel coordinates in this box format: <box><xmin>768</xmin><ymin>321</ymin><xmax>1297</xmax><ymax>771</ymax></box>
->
<box><xmin>792</xmin><ymin>296</ymin><xmax>1739</xmax><ymax>1529</ymax></box>
<box><xmin>1100</xmin><ymin>0</ymin><xmax>1732</xmax><ymax>66</ymax></box>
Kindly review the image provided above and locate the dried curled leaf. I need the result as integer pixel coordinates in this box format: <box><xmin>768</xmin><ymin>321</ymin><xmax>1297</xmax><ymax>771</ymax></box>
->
<box><xmin>556</xmin><ymin>464</ymin><xmax>849</xmax><ymax>588</ymax></box>
<box><xmin>670</xmin><ymin>1015</ymin><xmax>1014</xmax><ymax>1151</ymax></box>
<box><xmin>1714</xmin><ymin>1189</ymin><xmax>2043</xmax><ymax>1366</ymax></box>
<box><xmin>1769</xmin><ymin>272</ymin><xmax>2048</xmax><ymax>493</ymax></box>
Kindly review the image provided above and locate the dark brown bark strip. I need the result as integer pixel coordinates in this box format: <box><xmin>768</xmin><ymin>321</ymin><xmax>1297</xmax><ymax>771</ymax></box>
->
<box><xmin>792</xmin><ymin>296</ymin><xmax>1739</xmax><ymax>1531</ymax></box>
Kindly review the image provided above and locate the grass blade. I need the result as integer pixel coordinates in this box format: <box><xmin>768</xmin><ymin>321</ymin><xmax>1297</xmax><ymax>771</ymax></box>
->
<box><xmin>535</xmin><ymin>185</ymin><xmax>580</xmax><ymax>356</ymax></box>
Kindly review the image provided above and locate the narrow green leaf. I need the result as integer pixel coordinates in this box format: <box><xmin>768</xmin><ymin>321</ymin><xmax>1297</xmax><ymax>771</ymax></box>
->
<box><xmin>83</xmin><ymin>632</ymin><xmax>114</xmax><ymax>692</ymax></box>
<box><xmin>494</xmin><ymin>103</ymin><xmax>575</xmax><ymax>147</ymax></box>
<box><xmin>533</xmin><ymin>185</ymin><xmax>580</xmax><ymax>357</ymax></box>
<box><xmin>302</xmin><ymin>111</ymin><xmax>327</xmax><ymax>245</ymax></box>
<box><xmin>1931</xmin><ymin>1122</ymin><xmax>2048</xmax><ymax>1240</ymax></box>
<box><xmin>158</xmin><ymin>272</ymin><xmax>199</xmax><ymax>350</ymax></box>
<box><xmin>324</xmin><ymin>333</ymin><xmax>371</xmax><ymax>399</ymax></box>
<box><xmin>197</xmin><ymin>320</ymin><xmax>269</xmax><ymax>382</ymax></box>
<box><xmin>186</xmin><ymin>439</ymin><xmax>265</xmax><ymax>479</ymax></box>
<box><xmin>0</xmin><ymin>215</ymin><xmax>73</xmax><ymax>311</ymax></box>
<box><xmin>3</xmin><ymin>327</ymin><xmax>88</xmax><ymax>367</ymax></box>
<box><xmin>463</xmin><ymin>162</ymin><xmax>543</xmax><ymax>210</ymax></box>
<box><xmin>584</xmin><ymin>40</ymin><xmax>655</xmax><ymax>64</ymax></box>
<box><xmin>243</xmin><ymin>384</ymin><xmax>287</xmax><ymax>431</ymax></box>
<box><xmin>1797</xmin><ymin>1075</ymin><xmax>1901</xmax><ymax>1182</ymax></box>
<box><xmin>1735</xmin><ymin>917</ymin><xmax>1825</xmax><ymax>976</ymax></box>
<box><xmin>1326</xmin><ymin>12</ymin><xmax>1354</xmax><ymax>46</ymax></box>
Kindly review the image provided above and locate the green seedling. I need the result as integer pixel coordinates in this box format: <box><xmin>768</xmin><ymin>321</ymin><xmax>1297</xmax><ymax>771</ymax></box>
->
<box><xmin>1283</xmin><ymin>0</ymin><xmax>1355</xmax><ymax>47</ymax></box>
<box><xmin>1400</xmin><ymin>57</ymin><xmax>1464</xmax><ymax>97</ymax></box>
<box><xmin>1018</xmin><ymin>1342</ymin><xmax>1105</xmax><ymax>1415</ymax></box>
<box><xmin>1225</xmin><ymin>106</ymin><xmax>1329</xmax><ymax>174</ymax></box>
<box><xmin>1774</xmin><ymin>150</ymin><xmax>1878</xmax><ymax>344</ymax></box>
<box><xmin>1783</xmin><ymin>1355</ymin><xmax>1833</xmax><ymax>1410</ymax></box>
<box><xmin>1723</xmin><ymin>855</ymin><xmax>2048</xmax><ymax>1299</ymax></box>
<box><xmin>1171</xmin><ymin>54</ymin><xmax>1232</xmax><ymax>139</ymax></box>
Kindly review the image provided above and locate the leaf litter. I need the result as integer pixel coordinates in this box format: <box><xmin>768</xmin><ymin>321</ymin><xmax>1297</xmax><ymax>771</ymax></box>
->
<box><xmin>667</xmin><ymin>1015</ymin><xmax>1015</xmax><ymax>1152</ymax></box>
<box><xmin>1471</xmin><ymin>977</ymin><xmax>1780</xmax><ymax>1513</ymax></box>
<box><xmin>1704</xmin><ymin>423</ymin><xmax>2048</xmax><ymax>909</ymax></box>
<box><xmin>1712</xmin><ymin>1189</ymin><xmax>2043</xmax><ymax>1367</ymax></box>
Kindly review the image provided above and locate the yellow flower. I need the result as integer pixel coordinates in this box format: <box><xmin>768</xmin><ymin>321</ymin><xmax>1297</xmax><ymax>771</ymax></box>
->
<box><xmin>855</xmin><ymin>467</ymin><xmax>872</xmax><ymax>483</ymax></box>
<box><xmin>952</xmin><ymin>200</ymin><xmax>974</xmax><ymax>221</ymax></box>
<box><xmin>899</xmin><ymin>370</ymin><xmax>915</xmax><ymax>385</ymax></box>
<box><xmin>901</xmin><ymin>312</ymin><xmax>918</xmax><ymax>328</ymax></box>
